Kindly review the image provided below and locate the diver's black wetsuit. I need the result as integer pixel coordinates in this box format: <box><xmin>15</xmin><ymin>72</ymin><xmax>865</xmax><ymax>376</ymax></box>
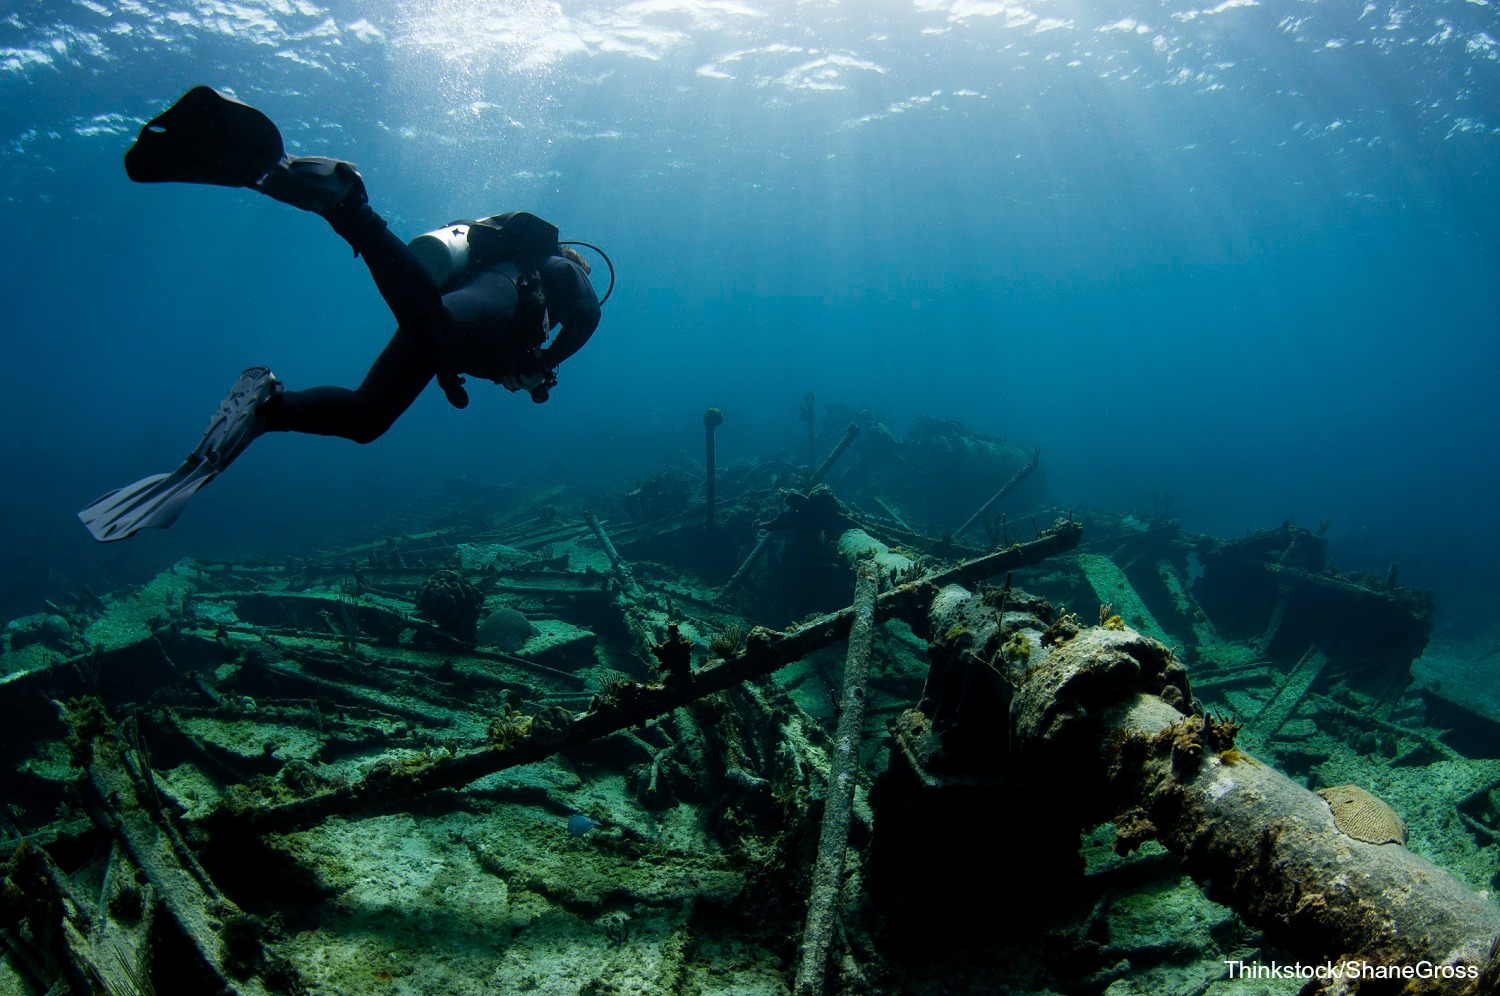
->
<box><xmin>262</xmin><ymin>201</ymin><xmax>600</xmax><ymax>444</ymax></box>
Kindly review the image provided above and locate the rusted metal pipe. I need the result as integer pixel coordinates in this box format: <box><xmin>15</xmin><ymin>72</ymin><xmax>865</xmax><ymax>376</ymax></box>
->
<box><xmin>808</xmin><ymin>421</ymin><xmax>859</xmax><ymax>489</ymax></box>
<box><xmin>794</xmin><ymin>559</ymin><xmax>879</xmax><ymax>996</ymax></box>
<box><xmin>585</xmin><ymin>512</ymin><xmax>643</xmax><ymax>600</ymax></box>
<box><xmin>953</xmin><ymin>447</ymin><xmax>1040</xmax><ymax>541</ymax></box>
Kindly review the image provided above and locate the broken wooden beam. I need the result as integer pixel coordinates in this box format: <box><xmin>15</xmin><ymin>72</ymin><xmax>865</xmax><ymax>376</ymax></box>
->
<box><xmin>246</xmin><ymin>650</ymin><xmax>454</xmax><ymax>728</ymax></box>
<box><xmin>70</xmin><ymin>703</ymin><xmax>278</xmax><ymax>994</ymax></box>
<box><xmin>1238</xmin><ymin>646</ymin><xmax>1326</xmax><ymax>751</ymax></box>
<box><xmin>1</xmin><ymin>838</ymin><xmax>109</xmax><ymax>995</ymax></box>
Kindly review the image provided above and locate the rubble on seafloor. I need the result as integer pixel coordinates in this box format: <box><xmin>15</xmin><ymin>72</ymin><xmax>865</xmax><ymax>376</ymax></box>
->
<box><xmin>1</xmin><ymin>409</ymin><xmax>1498</xmax><ymax>996</ymax></box>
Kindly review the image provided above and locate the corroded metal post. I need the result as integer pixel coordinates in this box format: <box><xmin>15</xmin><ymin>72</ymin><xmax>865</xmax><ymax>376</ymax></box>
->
<box><xmin>954</xmin><ymin>447</ymin><xmax>1040</xmax><ymax>541</ymax></box>
<box><xmin>809</xmin><ymin>422</ymin><xmax>859</xmax><ymax>489</ymax></box>
<box><xmin>704</xmin><ymin>408</ymin><xmax>724</xmax><ymax>530</ymax></box>
<box><xmin>721</xmin><ymin>423</ymin><xmax>861</xmax><ymax>597</ymax></box>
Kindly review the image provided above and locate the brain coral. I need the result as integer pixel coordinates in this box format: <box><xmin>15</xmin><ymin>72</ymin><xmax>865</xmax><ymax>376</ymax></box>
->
<box><xmin>1316</xmin><ymin>784</ymin><xmax>1407</xmax><ymax>846</ymax></box>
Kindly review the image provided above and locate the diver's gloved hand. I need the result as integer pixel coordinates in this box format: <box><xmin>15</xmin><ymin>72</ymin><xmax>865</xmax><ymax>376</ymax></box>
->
<box><xmin>500</xmin><ymin>369</ymin><xmax>552</xmax><ymax>395</ymax></box>
<box><xmin>502</xmin><ymin>369</ymin><xmax>558</xmax><ymax>404</ymax></box>
<box><xmin>436</xmin><ymin>372</ymin><xmax>469</xmax><ymax>410</ymax></box>
<box><xmin>256</xmin><ymin>156</ymin><xmax>367</xmax><ymax>215</ymax></box>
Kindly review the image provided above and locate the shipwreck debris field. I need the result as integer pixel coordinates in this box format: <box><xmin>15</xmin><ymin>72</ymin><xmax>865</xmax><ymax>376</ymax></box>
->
<box><xmin>3</xmin><ymin>413</ymin><xmax>1497</xmax><ymax>995</ymax></box>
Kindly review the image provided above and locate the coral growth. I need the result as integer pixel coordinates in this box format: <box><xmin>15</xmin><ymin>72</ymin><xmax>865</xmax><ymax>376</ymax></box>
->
<box><xmin>651</xmin><ymin>624</ymin><xmax>694</xmax><ymax>685</ymax></box>
<box><xmin>1041</xmin><ymin>612</ymin><xmax>1081</xmax><ymax>647</ymax></box>
<box><xmin>1112</xmin><ymin>806</ymin><xmax>1158</xmax><ymax>854</ymax></box>
<box><xmin>708</xmin><ymin>623</ymin><xmax>742</xmax><ymax>660</ymax></box>
<box><xmin>414</xmin><ymin>569</ymin><xmax>483</xmax><ymax>643</ymax></box>
<box><xmin>1317</xmin><ymin>784</ymin><xmax>1407</xmax><ymax>845</ymax></box>
<box><xmin>1000</xmin><ymin>630</ymin><xmax>1032</xmax><ymax>664</ymax></box>
<box><xmin>1203</xmin><ymin>710</ymin><xmax>1241</xmax><ymax>753</ymax></box>
<box><xmin>487</xmin><ymin>706</ymin><xmax>533</xmax><ymax>749</ymax></box>
<box><xmin>1156</xmin><ymin>715</ymin><xmax>1206</xmax><ymax>776</ymax></box>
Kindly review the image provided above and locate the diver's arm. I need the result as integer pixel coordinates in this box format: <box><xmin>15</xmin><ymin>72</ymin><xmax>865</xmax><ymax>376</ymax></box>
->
<box><xmin>537</xmin><ymin>256</ymin><xmax>601</xmax><ymax>368</ymax></box>
<box><xmin>542</xmin><ymin>316</ymin><xmax>599</xmax><ymax>368</ymax></box>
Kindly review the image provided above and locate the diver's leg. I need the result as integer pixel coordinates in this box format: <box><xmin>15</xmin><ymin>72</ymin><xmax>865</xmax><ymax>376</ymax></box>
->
<box><xmin>257</xmin><ymin>158</ymin><xmax>446</xmax><ymax>334</ymax></box>
<box><xmin>325</xmin><ymin>200</ymin><xmax>448</xmax><ymax>334</ymax></box>
<box><xmin>256</xmin><ymin>159</ymin><xmax>469</xmax><ymax>408</ymax></box>
<box><xmin>324</xmin><ymin>201</ymin><xmax>469</xmax><ymax>408</ymax></box>
<box><xmin>262</xmin><ymin>328</ymin><xmax>436</xmax><ymax>444</ymax></box>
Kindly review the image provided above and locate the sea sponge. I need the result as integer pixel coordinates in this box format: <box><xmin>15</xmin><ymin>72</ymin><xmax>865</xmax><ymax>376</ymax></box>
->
<box><xmin>1316</xmin><ymin>784</ymin><xmax>1407</xmax><ymax>845</ymax></box>
<box><xmin>1000</xmin><ymin>630</ymin><xmax>1031</xmax><ymax>664</ymax></box>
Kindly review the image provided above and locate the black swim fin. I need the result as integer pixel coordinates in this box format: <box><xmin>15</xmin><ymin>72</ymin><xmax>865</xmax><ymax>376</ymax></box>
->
<box><xmin>79</xmin><ymin>367</ymin><xmax>280</xmax><ymax>542</ymax></box>
<box><xmin>124</xmin><ymin>86</ymin><xmax>285</xmax><ymax>188</ymax></box>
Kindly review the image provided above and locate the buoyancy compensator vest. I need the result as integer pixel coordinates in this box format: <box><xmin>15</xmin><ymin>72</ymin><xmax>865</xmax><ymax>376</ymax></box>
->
<box><xmin>408</xmin><ymin>212</ymin><xmax>560</xmax><ymax>383</ymax></box>
<box><xmin>408</xmin><ymin>212</ymin><xmax>612</xmax><ymax>404</ymax></box>
<box><xmin>439</xmin><ymin>260</ymin><xmax>548</xmax><ymax>381</ymax></box>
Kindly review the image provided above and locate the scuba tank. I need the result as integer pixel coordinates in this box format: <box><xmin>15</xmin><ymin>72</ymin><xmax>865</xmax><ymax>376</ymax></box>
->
<box><xmin>407</xmin><ymin>223</ymin><xmax>472</xmax><ymax>288</ymax></box>
<box><xmin>407</xmin><ymin>212</ymin><xmax>557</xmax><ymax>289</ymax></box>
<box><xmin>408</xmin><ymin>213</ymin><xmax>615</xmax><ymax>302</ymax></box>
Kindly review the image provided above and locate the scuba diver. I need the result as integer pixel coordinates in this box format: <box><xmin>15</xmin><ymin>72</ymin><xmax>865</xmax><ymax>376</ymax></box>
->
<box><xmin>79</xmin><ymin>86</ymin><xmax>609</xmax><ymax>542</ymax></box>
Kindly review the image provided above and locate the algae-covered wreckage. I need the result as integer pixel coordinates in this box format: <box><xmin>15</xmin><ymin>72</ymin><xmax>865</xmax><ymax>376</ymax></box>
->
<box><xmin>2</xmin><ymin>410</ymin><xmax>1498</xmax><ymax>995</ymax></box>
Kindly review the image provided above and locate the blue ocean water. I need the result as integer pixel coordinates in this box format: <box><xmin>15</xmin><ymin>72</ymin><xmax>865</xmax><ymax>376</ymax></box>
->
<box><xmin>1</xmin><ymin>0</ymin><xmax>1496</xmax><ymax>627</ymax></box>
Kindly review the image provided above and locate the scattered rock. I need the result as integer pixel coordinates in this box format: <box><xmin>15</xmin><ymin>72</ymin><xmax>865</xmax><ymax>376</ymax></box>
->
<box><xmin>477</xmin><ymin>606</ymin><xmax>534</xmax><ymax>652</ymax></box>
